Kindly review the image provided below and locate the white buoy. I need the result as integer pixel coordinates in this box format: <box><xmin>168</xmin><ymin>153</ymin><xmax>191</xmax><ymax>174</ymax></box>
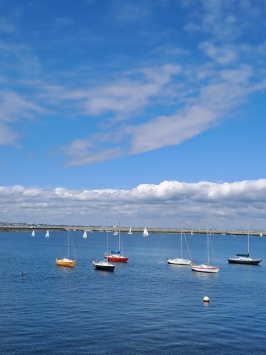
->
<box><xmin>203</xmin><ymin>296</ymin><xmax>209</xmax><ymax>303</ymax></box>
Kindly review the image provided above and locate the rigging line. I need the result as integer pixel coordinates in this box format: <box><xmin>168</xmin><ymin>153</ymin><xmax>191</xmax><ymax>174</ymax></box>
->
<box><xmin>184</xmin><ymin>233</ymin><xmax>192</xmax><ymax>260</ymax></box>
<box><xmin>71</xmin><ymin>231</ymin><xmax>76</xmax><ymax>259</ymax></box>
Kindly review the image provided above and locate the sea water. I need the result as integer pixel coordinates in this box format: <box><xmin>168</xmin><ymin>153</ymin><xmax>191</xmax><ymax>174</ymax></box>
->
<box><xmin>0</xmin><ymin>231</ymin><xmax>265</xmax><ymax>354</ymax></box>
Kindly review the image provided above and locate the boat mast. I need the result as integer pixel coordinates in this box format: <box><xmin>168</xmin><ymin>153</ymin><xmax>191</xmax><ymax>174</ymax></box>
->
<box><xmin>67</xmin><ymin>218</ymin><xmax>70</xmax><ymax>258</ymax></box>
<box><xmin>180</xmin><ymin>226</ymin><xmax>183</xmax><ymax>258</ymax></box>
<box><xmin>68</xmin><ymin>230</ymin><xmax>70</xmax><ymax>258</ymax></box>
<box><xmin>118</xmin><ymin>214</ymin><xmax>121</xmax><ymax>251</ymax></box>
<box><xmin>106</xmin><ymin>216</ymin><xmax>109</xmax><ymax>254</ymax></box>
<box><xmin>207</xmin><ymin>224</ymin><xmax>209</xmax><ymax>265</ymax></box>
<box><xmin>248</xmin><ymin>220</ymin><xmax>250</xmax><ymax>255</ymax></box>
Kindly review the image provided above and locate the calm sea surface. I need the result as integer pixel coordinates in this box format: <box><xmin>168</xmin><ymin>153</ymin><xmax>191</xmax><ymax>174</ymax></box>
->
<box><xmin>0</xmin><ymin>231</ymin><xmax>265</xmax><ymax>354</ymax></box>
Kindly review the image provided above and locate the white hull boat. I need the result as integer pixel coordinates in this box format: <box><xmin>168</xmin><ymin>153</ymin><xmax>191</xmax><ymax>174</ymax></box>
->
<box><xmin>191</xmin><ymin>263</ymin><xmax>219</xmax><ymax>273</ymax></box>
<box><xmin>191</xmin><ymin>225</ymin><xmax>219</xmax><ymax>274</ymax></box>
<box><xmin>167</xmin><ymin>227</ymin><xmax>191</xmax><ymax>266</ymax></box>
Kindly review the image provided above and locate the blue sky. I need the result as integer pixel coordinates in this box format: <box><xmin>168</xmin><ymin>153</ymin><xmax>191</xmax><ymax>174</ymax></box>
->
<box><xmin>1</xmin><ymin>0</ymin><xmax>266</xmax><ymax>230</ymax></box>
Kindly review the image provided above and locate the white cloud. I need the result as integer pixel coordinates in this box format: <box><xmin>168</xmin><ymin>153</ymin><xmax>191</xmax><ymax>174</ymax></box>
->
<box><xmin>199</xmin><ymin>42</ymin><xmax>237</xmax><ymax>65</ymax></box>
<box><xmin>59</xmin><ymin>56</ymin><xmax>259</xmax><ymax>165</ymax></box>
<box><xmin>183</xmin><ymin>0</ymin><xmax>265</xmax><ymax>41</ymax></box>
<box><xmin>0</xmin><ymin>90</ymin><xmax>45</xmax><ymax>146</ymax></box>
<box><xmin>110</xmin><ymin>1</ymin><xmax>151</xmax><ymax>24</ymax></box>
<box><xmin>128</xmin><ymin>105</ymin><xmax>216</xmax><ymax>154</ymax></box>
<box><xmin>1</xmin><ymin>180</ymin><xmax>266</xmax><ymax>229</ymax></box>
<box><xmin>81</xmin><ymin>64</ymin><xmax>181</xmax><ymax>116</ymax></box>
<box><xmin>0</xmin><ymin>0</ymin><xmax>265</xmax><ymax>172</ymax></box>
<box><xmin>0</xmin><ymin>124</ymin><xmax>19</xmax><ymax>146</ymax></box>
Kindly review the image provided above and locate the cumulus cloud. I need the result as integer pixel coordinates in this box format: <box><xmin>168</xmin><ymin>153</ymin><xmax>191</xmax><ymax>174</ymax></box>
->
<box><xmin>1</xmin><ymin>180</ymin><xmax>266</xmax><ymax>229</ymax></box>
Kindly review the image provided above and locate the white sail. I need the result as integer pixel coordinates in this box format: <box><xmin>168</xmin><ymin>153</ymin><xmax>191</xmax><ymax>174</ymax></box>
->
<box><xmin>142</xmin><ymin>227</ymin><xmax>149</xmax><ymax>237</ymax></box>
<box><xmin>45</xmin><ymin>230</ymin><xmax>49</xmax><ymax>238</ymax></box>
<box><xmin>83</xmin><ymin>230</ymin><xmax>88</xmax><ymax>239</ymax></box>
<box><xmin>113</xmin><ymin>225</ymin><xmax>118</xmax><ymax>235</ymax></box>
<box><xmin>128</xmin><ymin>227</ymin><xmax>133</xmax><ymax>235</ymax></box>
<box><xmin>31</xmin><ymin>230</ymin><xmax>35</xmax><ymax>237</ymax></box>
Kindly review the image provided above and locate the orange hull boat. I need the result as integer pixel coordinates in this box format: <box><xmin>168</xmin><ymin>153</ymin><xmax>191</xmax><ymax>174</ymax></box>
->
<box><xmin>56</xmin><ymin>258</ymin><xmax>76</xmax><ymax>267</ymax></box>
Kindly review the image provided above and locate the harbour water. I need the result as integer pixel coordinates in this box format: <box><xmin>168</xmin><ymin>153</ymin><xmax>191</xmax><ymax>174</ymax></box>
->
<box><xmin>0</xmin><ymin>231</ymin><xmax>265</xmax><ymax>354</ymax></box>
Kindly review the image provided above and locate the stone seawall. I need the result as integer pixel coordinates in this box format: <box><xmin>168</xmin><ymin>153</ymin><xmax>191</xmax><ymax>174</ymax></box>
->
<box><xmin>0</xmin><ymin>225</ymin><xmax>264</xmax><ymax>236</ymax></box>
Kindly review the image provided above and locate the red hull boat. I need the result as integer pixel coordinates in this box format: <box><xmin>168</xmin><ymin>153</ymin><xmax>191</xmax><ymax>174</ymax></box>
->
<box><xmin>104</xmin><ymin>253</ymin><xmax>129</xmax><ymax>263</ymax></box>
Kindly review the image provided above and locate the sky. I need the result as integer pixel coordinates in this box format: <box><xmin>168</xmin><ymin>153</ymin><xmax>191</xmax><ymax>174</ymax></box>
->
<box><xmin>0</xmin><ymin>0</ymin><xmax>266</xmax><ymax>230</ymax></box>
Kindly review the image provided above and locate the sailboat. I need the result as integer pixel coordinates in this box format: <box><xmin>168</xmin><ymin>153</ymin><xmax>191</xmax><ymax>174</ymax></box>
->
<box><xmin>113</xmin><ymin>226</ymin><xmax>118</xmax><ymax>236</ymax></box>
<box><xmin>142</xmin><ymin>227</ymin><xmax>149</xmax><ymax>237</ymax></box>
<box><xmin>128</xmin><ymin>227</ymin><xmax>133</xmax><ymax>235</ymax></box>
<box><xmin>167</xmin><ymin>227</ymin><xmax>191</xmax><ymax>265</ymax></box>
<box><xmin>31</xmin><ymin>230</ymin><xmax>35</xmax><ymax>237</ymax></box>
<box><xmin>45</xmin><ymin>230</ymin><xmax>49</xmax><ymax>238</ymax></box>
<box><xmin>93</xmin><ymin>219</ymin><xmax>115</xmax><ymax>271</ymax></box>
<box><xmin>104</xmin><ymin>216</ymin><xmax>129</xmax><ymax>263</ymax></box>
<box><xmin>82</xmin><ymin>230</ymin><xmax>87</xmax><ymax>239</ymax></box>
<box><xmin>56</xmin><ymin>230</ymin><xmax>76</xmax><ymax>267</ymax></box>
<box><xmin>228</xmin><ymin>222</ymin><xmax>262</xmax><ymax>265</ymax></box>
<box><xmin>191</xmin><ymin>226</ymin><xmax>219</xmax><ymax>273</ymax></box>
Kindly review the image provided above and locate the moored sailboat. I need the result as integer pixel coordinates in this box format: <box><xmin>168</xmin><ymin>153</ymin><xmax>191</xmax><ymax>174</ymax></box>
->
<box><xmin>93</xmin><ymin>218</ymin><xmax>115</xmax><ymax>271</ymax></box>
<box><xmin>167</xmin><ymin>227</ymin><xmax>191</xmax><ymax>265</ymax></box>
<box><xmin>56</xmin><ymin>229</ymin><xmax>76</xmax><ymax>267</ymax></box>
<box><xmin>104</xmin><ymin>216</ymin><xmax>129</xmax><ymax>263</ymax></box>
<box><xmin>93</xmin><ymin>260</ymin><xmax>115</xmax><ymax>271</ymax></box>
<box><xmin>228</xmin><ymin>222</ymin><xmax>262</xmax><ymax>265</ymax></box>
<box><xmin>191</xmin><ymin>226</ymin><xmax>219</xmax><ymax>273</ymax></box>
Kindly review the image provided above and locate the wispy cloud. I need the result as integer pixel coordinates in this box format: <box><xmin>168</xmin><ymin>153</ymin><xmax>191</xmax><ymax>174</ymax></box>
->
<box><xmin>60</xmin><ymin>57</ymin><xmax>261</xmax><ymax>165</ymax></box>
<box><xmin>0</xmin><ymin>91</ymin><xmax>45</xmax><ymax>146</ymax></box>
<box><xmin>183</xmin><ymin>0</ymin><xmax>266</xmax><ymax>40</ymax></box>
<box><xmin>110</xmin><ymin>1</ymin><xmax>152</xmax><ymax>24</ymax></box>
<box><xmin>199</xmin><ymin>42</ymin><xmax>237</xmax><ymax>64</ymax></box>
<box><xmin>127</xmin><ymin>105</ymin><xmax>216</xmax><ymax>154</ymax></box>
<box><xmin>0</xmin><ymin>0</ymin><xmax>265</xmax><ymax>169</ymax></box>
<box><xmin>0</xmin><ymin>18</ymin><xmax>15</xmax><ymax>33</ymax></box>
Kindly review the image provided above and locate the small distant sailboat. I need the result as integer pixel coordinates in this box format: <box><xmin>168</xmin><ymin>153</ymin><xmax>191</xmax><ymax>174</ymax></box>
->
<box><xmin>142</xmin><ymin>227</ymin><xmax>149</xmax><ymax>237</ymax></box>
<box><xmin>45</xmin><ymin>230</ymin><xmax>49</xmax><ymax>238</ymax></box>
<box><xmin>128</xmin><ymin>227</ymin><xmax>133</xmax><ymax>235</ymax></box>
<box><xmin>167</xmin><ymin>227</ymin><xmax>191</xmax><ymax>265</ymax></box>
<box><xmin>83</xmin><ymin>230</ymin><xmax>87</xmax><ymax>239</ymax></box>
<box><xmin>228</xmin><ymin>222</ymin><xmax>262</xmax><ymax>265</ymax></box>
<box><xmin>31</xmin><ymin>230</ymin><xmax>35</xmax><ymax>237</ymax></box>
<box><xmin>191</xmin><ymin>225</ymin><xmax>219</xmax><ymax>273</ymax></box>
<box><xmin>113</xmin><ymin>226</ymin><xmax>118</xmax><ymax>236</ymax></box>
<box><xmin>56</xmin><ymin>230</ymin><xmax>76</xmax><ymax>267</ymax></box>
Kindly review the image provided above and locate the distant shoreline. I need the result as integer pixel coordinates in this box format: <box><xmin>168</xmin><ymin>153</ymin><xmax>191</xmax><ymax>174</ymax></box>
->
<box><xmin>0</xmin><ymin>225</ymin><xmax>264</xmax><ymax>236</ymax></box>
